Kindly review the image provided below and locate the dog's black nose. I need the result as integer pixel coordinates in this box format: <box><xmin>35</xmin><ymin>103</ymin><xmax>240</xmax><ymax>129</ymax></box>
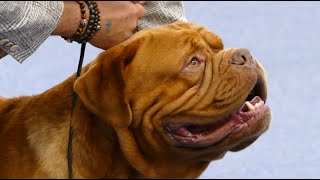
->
<box><xmin>230</xmin><ymin>48</ymin><xmax>252</xmax><ymax>65</ymax></box>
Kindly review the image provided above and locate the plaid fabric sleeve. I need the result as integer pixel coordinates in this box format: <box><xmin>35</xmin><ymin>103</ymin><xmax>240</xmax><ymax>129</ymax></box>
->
<box><xmin>137</xmin><ymin>1</ymin><xmax>188</xmax><ymax>30</ymax></box>
<box><xmin>0</xmin><ymin>1</ymin><xmax>64</xmax><ymax>63</ymax></box>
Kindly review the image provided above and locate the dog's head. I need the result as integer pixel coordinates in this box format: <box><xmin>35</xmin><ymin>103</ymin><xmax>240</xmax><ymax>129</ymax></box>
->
<box><xmin>74</xmin><ymin>22</ymin><xmax>271</xmax><ymax>178</ymax></box>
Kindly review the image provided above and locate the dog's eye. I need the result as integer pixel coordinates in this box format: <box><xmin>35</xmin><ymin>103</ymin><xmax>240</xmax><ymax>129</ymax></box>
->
<box><xmin>183</xmin><ymin>56</ymin><xmax>204</xmax><ymax>73</ymax></box>
<box><xmin>189</xmin><ymin>57</ymin><xmax>199</xmax><ymax>66</ymax></box>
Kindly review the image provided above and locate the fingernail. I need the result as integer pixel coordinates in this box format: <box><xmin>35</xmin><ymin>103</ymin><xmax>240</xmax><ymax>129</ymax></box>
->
<box><xmin>138</xmin><ymin>1</ymin><xmax>146</xmax><ymax>5</ymax></box>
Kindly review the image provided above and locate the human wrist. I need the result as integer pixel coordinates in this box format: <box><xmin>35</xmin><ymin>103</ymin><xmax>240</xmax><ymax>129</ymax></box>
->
<box><xmin>52</xmin><ymin>1</ymin><xmax>88</xmax><ymax>37</ymax></box>
<box><xmin>53</xmin><ymin>1</ymin><xmax>101</xmax><ymax>44</ymax></box>
<box><xmin>75</xmin><ymin>1</ymin><xmax>101</xmax><ymax>43</ymax></box>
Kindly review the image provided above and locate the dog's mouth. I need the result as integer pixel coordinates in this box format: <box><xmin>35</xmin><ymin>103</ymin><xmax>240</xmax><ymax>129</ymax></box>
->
<box><xmin>164</xmin><ymin>78</ymin><xmax>269</xmax><ymax>148</ymax></box>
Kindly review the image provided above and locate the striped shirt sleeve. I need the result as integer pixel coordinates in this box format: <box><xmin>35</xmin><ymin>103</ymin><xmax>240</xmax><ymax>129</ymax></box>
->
<box><xmin>0</xmin><ymin>1</ymin><xmax>64</xmax><ymax>63</ymax></box>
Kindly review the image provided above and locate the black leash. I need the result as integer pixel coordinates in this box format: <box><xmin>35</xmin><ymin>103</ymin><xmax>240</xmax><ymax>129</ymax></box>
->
<box><xmin>67</xmin><ymin>43</ymin><xmax>87</xmax><ymax>179</ymax></box>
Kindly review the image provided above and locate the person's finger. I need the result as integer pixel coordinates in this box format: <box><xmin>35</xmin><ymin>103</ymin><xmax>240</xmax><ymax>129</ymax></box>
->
<box><xmin>132</xmin><ymin>1</ymin><xmax>145</xmax><ymax>5</ymax></box>
<box><xmin>134</xmin><ymin>3</ymin><xmax>146</xmax><ymax>19</ymax></box>
<box><xmin>136</xmin><ymin>1</ymin><xmax>146</xmax><ymax>6</ymax></box>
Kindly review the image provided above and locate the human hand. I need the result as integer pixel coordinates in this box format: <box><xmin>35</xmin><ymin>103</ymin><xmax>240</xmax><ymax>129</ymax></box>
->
<box><xmin>53</xmin><ymin>1</ymin><xmax>145</xmax><ymax>50</ymax></box>
<box><xmin>89</xmin><ymin>1</ymin><xmax>145</xmax><ymax>50</ymax></box>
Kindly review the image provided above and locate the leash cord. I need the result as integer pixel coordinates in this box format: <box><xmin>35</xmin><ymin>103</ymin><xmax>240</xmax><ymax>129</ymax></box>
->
<box><xmin>68</xmin><ymin>43</ymin><xmax>87</xmax><ymax>179</ymax></box>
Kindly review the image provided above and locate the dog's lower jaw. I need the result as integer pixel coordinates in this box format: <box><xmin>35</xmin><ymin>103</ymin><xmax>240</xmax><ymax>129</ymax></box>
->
<box><xmin>115</xmin><ymin>128</ymin><xmax>213</xmax><ymax>179</ymax></box>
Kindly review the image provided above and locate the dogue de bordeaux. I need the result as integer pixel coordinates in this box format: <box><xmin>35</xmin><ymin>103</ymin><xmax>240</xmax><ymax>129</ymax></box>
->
<box><xmin>0</xmin><ymin>22</ymin><xmax>271</xmax><ymax>178</ymax></box>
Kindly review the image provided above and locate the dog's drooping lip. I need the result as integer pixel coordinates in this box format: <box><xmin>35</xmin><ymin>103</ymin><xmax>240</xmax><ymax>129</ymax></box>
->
<box><xmin>164</xmin><ymin>96</ymin><xmax>269</xmax><ymax>148</ymax></box>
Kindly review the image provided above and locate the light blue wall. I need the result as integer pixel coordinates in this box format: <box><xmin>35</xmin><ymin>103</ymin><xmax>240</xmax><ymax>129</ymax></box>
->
<box><xmin>0</xmin><ymin>1</ymin><xmax>319</xmax><ymax>179</ymax></box>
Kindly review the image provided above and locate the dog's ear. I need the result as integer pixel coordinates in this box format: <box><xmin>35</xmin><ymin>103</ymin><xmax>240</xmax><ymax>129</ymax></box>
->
<box><xmin>74</xmin><ymin>39</ymin><xmax>142</xmax><ymax>128</ymax></box>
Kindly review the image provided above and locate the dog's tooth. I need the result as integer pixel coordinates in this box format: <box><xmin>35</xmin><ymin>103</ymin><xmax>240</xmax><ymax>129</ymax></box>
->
<box><xmin>245</xmin><ymin>101</ymin><xmax>255</xmax><ymax>111</ymax></box>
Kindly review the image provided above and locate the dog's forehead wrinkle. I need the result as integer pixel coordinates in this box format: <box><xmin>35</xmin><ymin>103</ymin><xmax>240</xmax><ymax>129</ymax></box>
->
<box><xmin>181</xmin><ymin>29</ymin><xmax>223</xmax><ymax>53</ymax></box>
<box><xmin>197</xmin><ymin>28</ymin><xmax>224</xmax><ymax>50</ymax></box>
<box><xmin>187</xmin><ymin>36</ymin><xmax>207</xmax><ymax>50</ymax></box>
<box><xmin>167</xmin><ymin>22</ymin><xmax>223</xmax><ymax>49</ymax></box>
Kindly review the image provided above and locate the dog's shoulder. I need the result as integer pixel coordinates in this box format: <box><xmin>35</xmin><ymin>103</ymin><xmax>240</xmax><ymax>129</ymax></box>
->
<box><xmin>0</xmin><ymin>96</ymin><xmax>5</xmax><ymax>103</ymax></box>
<box><xmin>0</xmin><ymin>96</ymin><xmax>30</xmax><ymax>111</ymax></box>
<box><xmin>0</xmin><ymin>96</ymin><xmax>32</xmax><ymax>129</ymax></box>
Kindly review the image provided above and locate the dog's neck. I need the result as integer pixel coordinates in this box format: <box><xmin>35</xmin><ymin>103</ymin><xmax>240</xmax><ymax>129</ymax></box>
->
<box><xmin>69</xmin><ymin>99</ymin><xmax>140</xmax><ymax>178</ymax></box>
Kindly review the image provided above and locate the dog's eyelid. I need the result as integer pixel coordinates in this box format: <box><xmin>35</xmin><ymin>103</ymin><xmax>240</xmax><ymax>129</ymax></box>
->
<box><xmin>181</xmin><ymin>54</ymin><xmax>205</xmax><ymax>73</ymax></box>
<box><xmin>191</xmin><ymin>54</ymin><xmax>205</xmax><ymax>63</ymax></box>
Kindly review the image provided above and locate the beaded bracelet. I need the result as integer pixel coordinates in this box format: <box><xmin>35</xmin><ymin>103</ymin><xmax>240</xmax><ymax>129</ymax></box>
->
<box><xmin>62</xmin><ymin>1</ymin><xmax>87</xmax><ymax>43</ymax></box>
<box><xmin>62</xmin><ymin>1</ymin><xmax>101</xmax><ymax>44</ymax></box>
<box><xmin>80</xmin><ymin>1</ymin><xmax>101</xmax><ymax>43</ymax></box>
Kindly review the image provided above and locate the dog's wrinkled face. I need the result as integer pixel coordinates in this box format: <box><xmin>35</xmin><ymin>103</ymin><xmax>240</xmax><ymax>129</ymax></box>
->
<box><xmin>125</xmin><ymin>22</ymin><xmax>271</xmax><ymax>158</ymax></box>
<box><xmin>75</xmin><ymin>22</ymin><xmax>271</xmax><ymax>177</ymax></box>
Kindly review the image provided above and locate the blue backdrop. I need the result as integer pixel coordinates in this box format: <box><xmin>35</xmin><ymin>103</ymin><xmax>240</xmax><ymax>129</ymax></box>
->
<box><xmin>0</xmin><ymin>1</ymin><xmax>319</xmax><ymax>179</ymax></box>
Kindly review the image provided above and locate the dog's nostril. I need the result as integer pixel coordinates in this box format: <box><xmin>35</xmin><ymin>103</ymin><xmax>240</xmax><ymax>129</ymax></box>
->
<box><xmin>241</xmin><ymin>55</ymin><xmax>247</xmax><ymax>62</ymax></box>
<box><xmin>230</xmin><ymin>48</ymin><xmax>252</xmax><ymax>65</ymax></box>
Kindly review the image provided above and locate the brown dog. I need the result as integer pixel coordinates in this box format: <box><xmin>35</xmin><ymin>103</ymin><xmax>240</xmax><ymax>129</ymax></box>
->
<box><xmin>0</xmin><ymin>22</ymin><xmax>271</xmax><ymax>178</ymax></box>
